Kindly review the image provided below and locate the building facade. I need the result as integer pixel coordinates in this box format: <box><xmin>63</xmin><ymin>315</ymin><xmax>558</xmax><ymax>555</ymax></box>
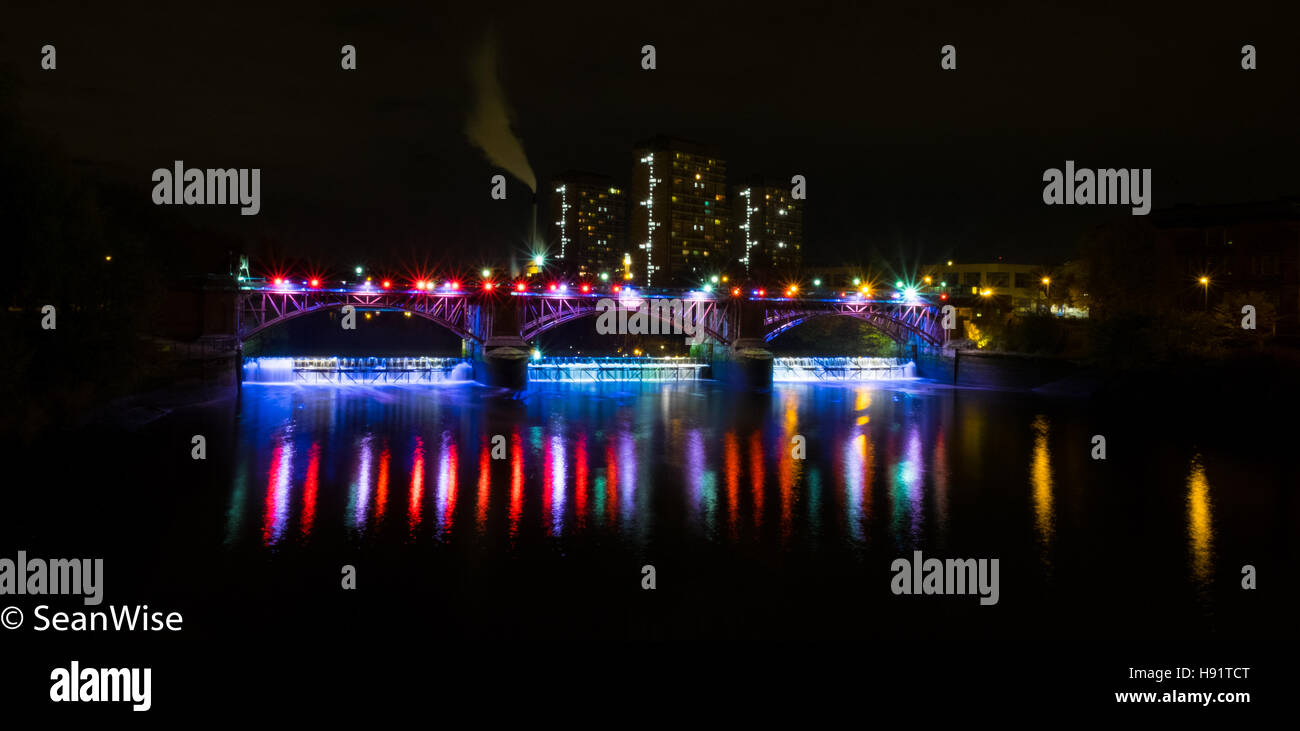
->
<box><xmin>547</xmin><ymin>172</ymin><xmax>627</xmax><ymax>279</ymax></box>
<box><xmin>628</xmin><ymin>137</ymin><xmax>730</xmax><ymax>287</ymax></box>
<box><xmin>927</xmin><ymin>261</ymin><xmax>1052</xmax><ymax>312</ymax></box>
<box><xmin>732</xmin><ymin>176</ymin><xmax>802</xmax><ymax>278</ymax></box>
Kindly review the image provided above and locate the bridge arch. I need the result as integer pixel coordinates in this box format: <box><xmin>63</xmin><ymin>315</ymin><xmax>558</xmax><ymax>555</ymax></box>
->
<box><xmin>236</xmin><ymin>290</ymin><xmax>484</xmax><ymax>343</ymax></box>
<box><xmin>763</xmin><ymin>302</ymin><xmax>947</xmax><ymax>346</ymax></box>
<box><xmin>517</xmin><ymin>296</ymin><xmax>731</xmax><ymax>344</ymax></box>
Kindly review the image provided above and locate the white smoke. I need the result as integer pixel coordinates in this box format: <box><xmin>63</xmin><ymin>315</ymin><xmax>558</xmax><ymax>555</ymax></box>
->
<box><xmin>465</xmin><ymin>31</ymin><xmax>536</xmax><ymax>192</ymax></box>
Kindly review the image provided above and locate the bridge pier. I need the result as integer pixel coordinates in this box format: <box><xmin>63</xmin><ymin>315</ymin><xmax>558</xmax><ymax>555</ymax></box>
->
<box><xmin>704</xmin><ymin>339</ymin><xmax>774</xmax><ymax>389</ymax></box>
<box><xmin>469</xmin><ymin>338</ymin><xmax>530</xmax><ymax>390</ymax></box>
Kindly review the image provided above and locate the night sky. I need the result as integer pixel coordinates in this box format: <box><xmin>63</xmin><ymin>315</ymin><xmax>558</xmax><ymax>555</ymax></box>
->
<box><xmin>3</xmin><ymin>0</ymin><xmax>1298</xmax><ymax>274</ymax></box>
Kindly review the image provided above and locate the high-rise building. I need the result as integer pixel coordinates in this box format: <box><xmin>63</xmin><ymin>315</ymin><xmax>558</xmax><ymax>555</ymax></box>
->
<box><xmin>547</xmin><ymin>172</ymin><xmax>627</xmax><ymax>279</ymax></box>
<box><xmin>732</xmin><ymin>176</ymin><xmax>802</xmax><ymax>278</ymax></box>
<box><xmin>628</xmin><ymin>137</ymin><xmax>730</xmax><ymax>287</ymax></box>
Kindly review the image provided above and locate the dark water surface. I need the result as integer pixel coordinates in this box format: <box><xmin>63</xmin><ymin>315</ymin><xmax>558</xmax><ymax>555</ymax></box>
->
<box><xmin>3</xmin><ymin>379</ymin><xmax>1295</xmax><ymax>712</ymax></box>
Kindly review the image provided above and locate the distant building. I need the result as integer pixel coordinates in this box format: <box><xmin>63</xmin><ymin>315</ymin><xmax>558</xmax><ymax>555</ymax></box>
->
<box><xmin>732</xmin><ymin>176</ymin><xmax>802</xmax><ymax>278</ymax></box>
<box><xmin>1152</xmin><ymin>199</ymin><xmax>1300</xmax><ymax>333</ymax></box>
<box><xmin>927</xmin><ymin>261</ymin><xmax>1053</xmax><ymax>312</ymax></box>
<box><xmin>628</xmin><ymin>137</ymin><xmax>730</xmax><ymax>287</ymax></box>
<box><xmin>547</xmin><ymin>172</ymin><xmax>627</xmax><ymax>279</ymax></box>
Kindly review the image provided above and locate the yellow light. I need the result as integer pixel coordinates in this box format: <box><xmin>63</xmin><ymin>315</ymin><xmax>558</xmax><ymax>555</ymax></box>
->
<box><xmin>104</xmin><ymin>255</ymin><xmax>112</xmax><ymax>262</ymax></box>
<box><xmin>923</xmin><ymin>276</ymin><xmax>932</xmax><ymax>284</ymax></box>
<box><xmin>981</xmin><ymin>289</ymin><xmax>991</xmax><ymax>296</ymax></box>
<box><xmin>1041</xmin><ymin>277</ymin><xmax>1051</xmax><ymax>285</ymax></box>
<box><xmin>1199</xmin><ymin>277</ymin><xmax>1209</xmax><ymax>285</ymax></box>
<box><xmin>404</xmin><ymin>312</ymin><xmax>412</xmax><ymax>318</ymax></box>
<box><xmin>947</xmin><ymin>260</ymin><xmax>953</xmax><ymax>266</ymax></box>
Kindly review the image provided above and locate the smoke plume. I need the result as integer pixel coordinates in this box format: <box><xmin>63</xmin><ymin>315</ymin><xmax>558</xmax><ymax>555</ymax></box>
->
<box><xmin>465</xmin><ymin>32</ymin><xmax>536</xmax><ymax>192</ymax></box>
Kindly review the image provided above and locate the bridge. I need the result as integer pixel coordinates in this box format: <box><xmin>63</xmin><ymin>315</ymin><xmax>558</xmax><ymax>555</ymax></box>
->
<box><xmin>234</xmin><ymin>280</ymin><xmax>948</xmax><ymax>388</ymax></box>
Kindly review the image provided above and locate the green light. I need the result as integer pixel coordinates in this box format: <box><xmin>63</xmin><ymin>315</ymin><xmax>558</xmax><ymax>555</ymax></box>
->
<box><xmin>702</xmin><ymin>284</ymin><xmax>713</xmax><ymax>293</ymax></box>
<box><xmin>533</xmin><ymin>255</ymin><xmax>544</xmax><ymax>266</ymax></box>
<box><xmin>710</xmin><ymin>275</ymin><xmax>719</xmax><ymax>283</ymax></box>
<box><xmin>600</xmin><ymin>272</ymin><xmax>609</xmax><ymax>281</ymax></box>
<box><xmin>355</xmin><ymin>266</ymin><xmax>363</xmax><ymax>275</ymax></box>
<box><xmin>852</xmin><ymin>277</ymin><xmax>861</xmax><ymax>286</ymax></box>
<box><xmin>812</xmin><ymin>278</ymin><xmax>821</xmax><ymax>287</ymax></box>
<box><xmin>895</xmin><ymin>280</ymin><xmax>904</xmax><ymax>287</ymax></box>
<box><xmin>940</xmin><ymin>281</ymin><xmax>947</xmax><ymax>287</ymax></box>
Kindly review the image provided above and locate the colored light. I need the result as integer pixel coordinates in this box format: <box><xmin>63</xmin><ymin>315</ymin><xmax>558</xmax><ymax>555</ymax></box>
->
<box><xmin>355</xmin><ymin>266</ymin><xmax>363</xmax><ymax>275</ymax></box>
<box><xmin>758</xmin><ymin>289</ymin><xmax>766</xmax><ymax>297</ymax></box>
<box><xmin>416</xmin><ymin>280</ymin><xmax>426</xmax><ymax>290</ymax></box>
<box><xmin>895</xmin><ymin>280</ymin><xmax>904</xmax><ymax>288</ymax></box>
<box><xmin>600</xmin><ymin>272</ymin><xmax>609</xmax><ymax>281</ymax></box>
<box><xmin>852</xmin><ymin>277</ymin><xmax>861</xmax><ymax>286</ymax></box>
<box><xmin>612</xmin><ymin>285</ymin><xmax>621</xmax><ymax>293</ymax></box>
<box><xmin>534</xmin><ymin>255</ymin><xmax>544</xmax><ymax>266</ymax></box>
<box><xmin>516</xmin><ymin>283</ymin><xmax>526</xmax><ymax>292</ymax></box>
<box><xmin>940</xmin><ymin>293</ymin><xmax>948</xmax><ymax>300</ymax></box>
<box><xmin>481</xmin><ymin>268</ymin><xmax>491</xmax><ymax>278</ymax></box>
<box><xmin>273</xmin><ymin>277</ymin><xmax>284</xmax><ymax>285</ymax></box>
<box><xmin>903</xmin><ymin>287</ymin><xmax>918</xmax><ymax>299</ymax></box>
<box><xmin>484</xmin><ymin>282</ymin><xmax>494</xmax><ymax>291</ymax></box>
<box><xmin>309</xmin><ymin>279</ymin><xmax>320</xmax><ymax>287</ymax></box>
<box><xmin>580</xmin><ymin>284</ymin><xmax>590</xmax><ymax>293</ymax></box>
<box><xmin>382</xmin><ymin>280</ymin><xmax>392</xmax><ymax>289</ymax></box>
<box><xmin>732</xmin><ymin>287</ymin><xmax>741</xmax><ymax>296</ymax></box>
<box><xmin>549</xmin><ymin>284</ymin><xmax>557</xmax><ymax>291</ymax></box>
<box><xmin>449</xmin><ymin>281</ymin><xmax>460</xmax><ymax>290</ymax></box>
<box><xmin>559</xmin><ymin>283</ymin><xmax>568</xmax><ymax>292</ymax></box>
<box><xmin>710</xmin><ymin>275</ymin><xmax>719</xmax><ymax>283</ymax></box>
<box><xmin>812</xmin><ymin>278</ymin><xmax>821</xmax><ymax>286</ymax></box>
<box><xmin>702</xmin><ymin>284</ymin><xmax>713</xmax><ymax>293</ymax></box>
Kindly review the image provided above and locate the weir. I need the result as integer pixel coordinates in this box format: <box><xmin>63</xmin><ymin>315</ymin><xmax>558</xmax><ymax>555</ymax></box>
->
<box><xmin>243</xmin><ymin>355</ymin><xmax>918</xmax><ymax>385</ymax></box>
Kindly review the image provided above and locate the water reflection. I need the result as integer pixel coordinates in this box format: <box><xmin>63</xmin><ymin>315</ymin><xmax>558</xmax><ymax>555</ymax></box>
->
<box><xmin>1186</xmin><ymin>455</ymin><xmax>1214</xmax><ymax>593</ymax></box>
<box><xmin>222</xmin><ymin>379</ymin><xmax>1235</xmax><ymax>620</ymax></box>
<box><xmin>1030</xmin><ymin>415</ymin><xmax>1055</xmax><ymax>571</ymax></box>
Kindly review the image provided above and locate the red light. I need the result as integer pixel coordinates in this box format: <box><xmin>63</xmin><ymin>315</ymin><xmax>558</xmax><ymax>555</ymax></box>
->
<box><xmin>580</xmin><ymin>284</ymin><xmax>590</xmax><ymax>293</ymax></box>
<box><xmin>416</xmin><ymin>280</ymin><xmax>426</xmax><ymax>290</ymax></box>
<box><xmin>273</xmin><ymin>277</ymin><xmax>283</xmax><ymax>285</ymax></box>
<box><xmin>548</xmin><ymin>284</ymin><xmax>557</xmax><ymax>291</ymax></box>
<box><xmin>731</xmin><ymin>287</ymin><xmax>740</xmax><ymax>296</ymax></box>
<box><xmin>758</xmin><ymin>289</ymin><xmax>766</xmax><ymax>297</ymax></box>
<box><xmin>381</xmin><ymin>280</ymin><xmax>392</xmax><ymax>289</ymax></box>
<box><xmin>309</xmin><ymin>279</ymin><xmax>320</xmax><ymax>287</ymax></box>
<box><xmin>450</xmin><ymin>281</ymin><xmax>460</xmax><ymax>290</ymax></box>
<box><xmin>940</xmin><ymin>293</ymin><xmax>948</xmax><ymax>300</ymax></box>
<box><xmin>612</xmin><ymin>285</ymin><xmax>621</xmax><ymax>293</ymax></box>
<box><xmin>483</xmin><ymin>282</ymin><xmax>494</xmax><ymax>291</ymax></box>
<box><xmin>516</xmin><ymin>283</ymin><xmax>526</xmax><ymax>292</ymax></box>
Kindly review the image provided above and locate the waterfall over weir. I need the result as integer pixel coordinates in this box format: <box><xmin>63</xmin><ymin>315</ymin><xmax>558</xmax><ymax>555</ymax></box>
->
<box><xmin>242</xmin><ymin>357</ymin><xmax>471</xmax><ymax>384</ymax></box>
<box><xmin>772</xmin><ymin>357</ymin><xmax>915</xmax><ymax>381</ymax></box>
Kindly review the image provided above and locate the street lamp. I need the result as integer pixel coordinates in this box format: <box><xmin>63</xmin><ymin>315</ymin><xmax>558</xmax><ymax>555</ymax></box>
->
<box><xmin>1041</xmin><ymin>277</ymin><xmax>1051</xmax><ymax>311</ymax></box>
<box><xmin>1199</xmin><ymin>276</ymin><xmax>1209</xmax><ymax>311</ymax></box>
